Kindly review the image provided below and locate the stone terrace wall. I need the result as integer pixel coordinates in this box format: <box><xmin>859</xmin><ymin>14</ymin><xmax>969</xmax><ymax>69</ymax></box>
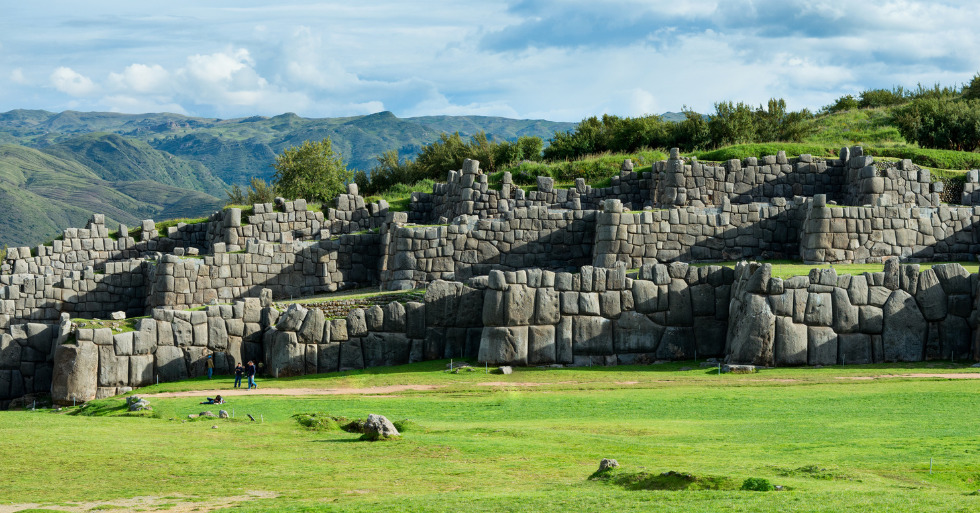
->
<box><xmin>477</xmin><ymin>264</ymin><xmax>733</xmax><ymax>366</ymax></box>
<box><xmin>145</xmin><ymin>234</ymin><xmax>382</xmax><ymax>310</ymax></box>
<box><xmin>799</xmin><ymin>195</ymin><xmax>980</xmax><ymax>263</ymax></box>
<box><xmin>409</xmin><ymin>159</ymin><xmax>654</xmax><ymax>224</ymax></box>
<box><xmin>653</xmin><ymin>148</ymin><xmax>845</xmax><ymax>208</ymax></box>
<box><xmin>49</xmin><ymin>281</ymin><xmax>485</xmax><ymax>406</ymax></box>
<box><xmin>380</xmin><ymin>207</ymin><xmax>596</xmax><ymax>290</ymax></box>
<box><xmin>1</xmin><ymin>260</ymin><xmax>149</xmax><ymax>323</ymax></box>
<box><xmin>593</xmin><ymin>198</ymin><xmax>808</xmax><ymax>267</ymax></box>
<box><xmin>842</xmin><ymin>151</ymin><xmax>941</xmax><ymax>208</ymax></box>
<box><xmin>726</xmin><ymin>261</ymin><xmax>979</xmax><ymax>366</ymax></box>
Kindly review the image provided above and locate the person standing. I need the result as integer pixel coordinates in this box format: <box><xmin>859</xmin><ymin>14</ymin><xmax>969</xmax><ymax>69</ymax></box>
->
<box><xmin>233</xmin><ymin>362</ymin><xmax>244</xmax><ymax>388</ymax></box>
<box><xmin>246</xmin><ymin>360</ymin><xmax>257</xmax><ymax>390</ymax></box>
<box><xmin>205</xmin><ymin>352</ymin><xmax>214</xmax><ymax>380</ymax></box>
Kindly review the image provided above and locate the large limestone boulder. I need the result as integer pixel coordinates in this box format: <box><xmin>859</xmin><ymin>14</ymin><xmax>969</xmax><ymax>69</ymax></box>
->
<box><xmin>264</xmin><ymin>328</ymin><xmax>304</xmax><ymax>377</ymax></box>
<box><xmin>725</xmin><ymin>293</ymin><xmax>775</xmax><ymax>366</ymax></box>
<box><xmin>807</xmin><ymin>326</ymin><xmax>837</xmax><ymax>366</ymax></box>
<box><xmin>276</xmin><ymin>303</ymin><xmax>308</xmax><ymax>332</ymax></box>
<box><xmin>774</xmin><ymin>317</ymin><xmax>807</xmax><ymax>366</ymax></box>
<box><xmin>572</xmin><ymin>316</ymin><xmax>613</xmax><ymax>355</ymax></box>
<box><xmin>614</xmin><ymin>311</ymin><xmax>662</xmax><ymax>354</ymax></box>
<box><xmin>915</xmin><ymin>269</ymin><xmax>947</xmax><ymax>321</ymax></box>
<box><xmin>297</xmin><ymin>308</ymin><xmax>325</xmax><ymax>344</ymax></box>
<box><xmin>51</xmin><ymin>340</ymin><xmax>99</xmax><ymax>405</ymax></box>
<box><xmin>155</xmin><ymin>345</ymin><xmax>188</xmax><ymax>382</ymax></box>
<box><xmin>882</xmin><ymin>289</ymin><xmax>926</xmax><ymax>362</ymax></box>
<box><xmin>527</xmin><ymin>325</ymin><xmax>556</xmax><ymax>365</ymax></box>
<box><xmin>362</xmin><ymin>333</ymin><xmax>411</xmax><ymax>368</ymax></box>
<box><xmin>478</xmin><ymin>326</ymin><xmax>528</xmax><ymax>365</ymax></box>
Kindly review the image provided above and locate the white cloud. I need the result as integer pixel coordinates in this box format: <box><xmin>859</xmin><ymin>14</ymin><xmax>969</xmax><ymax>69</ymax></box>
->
<box><xmin>50</xmin><ymin>67</ymin><xmax>97</xmax><ymax>96</ymax></box>
<box><xmin>107</xmin><ymin>64</ymin><xmax>171</xmax><ymax>94</ymax></box>
<box><xmin>100</xmin><ymin>94</ymin><xmax>187</xmax><ymax>115</ymax></box>
<box><xmin>10</xmin><ymin>68</ymin><xmax>27</xmax><ymax>84</ymax></box>
<box><xmin>183</xmin><ymin>48</ymin><xmax>254</xmax><ymax>84</ymax></box>
<box><xmin>3</xmin><ymin>1</ymin><xmax>978</xmax><ymax>121</ymax></box>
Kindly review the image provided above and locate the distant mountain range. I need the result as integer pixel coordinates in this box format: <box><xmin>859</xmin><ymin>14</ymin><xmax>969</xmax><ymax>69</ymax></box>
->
<box><xmin>0</xmin><ymin>109</ymin><xmax>578</xmax><ymax>248</ymax></box>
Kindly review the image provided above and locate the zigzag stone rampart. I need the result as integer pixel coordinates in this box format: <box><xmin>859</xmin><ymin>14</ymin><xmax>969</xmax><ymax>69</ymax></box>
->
<box><xmin>3</xmin><ymin>146</ymin><xmax>980</xmax><ymax>407</ymax></box>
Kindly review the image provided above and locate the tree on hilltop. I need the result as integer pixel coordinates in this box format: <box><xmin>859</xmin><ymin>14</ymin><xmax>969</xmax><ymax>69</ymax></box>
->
<box><xmin>272</xmin><ymin>138</ymin><xmax>352</xmax><ymax>204</ymax></box>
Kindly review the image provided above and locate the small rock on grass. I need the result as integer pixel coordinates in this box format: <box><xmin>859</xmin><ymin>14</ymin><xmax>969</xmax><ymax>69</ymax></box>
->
<box><xmin>598</xmin><ymin>458</ymin><xmax>619</xmax><ymax>472</ymax></box>
<box><xmin>362</xmin><ymin>414</ymin><xmax>400</xmax><ymax>441</ymax></box>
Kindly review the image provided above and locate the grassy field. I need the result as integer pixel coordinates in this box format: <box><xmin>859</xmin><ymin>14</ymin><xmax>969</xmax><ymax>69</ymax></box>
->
<box><xmin>691</xmin><ymin>260</ymin><xmax>979</xmax><ymax>279</ymax></box>
<box><xmin>3</xmin><ymin>361</ymin><xmax>980</xmax><ymax>512</ymax></box>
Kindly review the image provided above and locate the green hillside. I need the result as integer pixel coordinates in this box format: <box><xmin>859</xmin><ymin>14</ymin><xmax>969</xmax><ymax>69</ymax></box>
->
<box><xmin>41</xmin><ymin>133</ymin><xmax>228</xmax><ymax>197</ymax></box>
<box><xmin>0</xmin><ymin>109</ymin><xmax>577</xmax><ymax>184</ymax></box>
<box><xmin>0</xmin><ymin>144</ymin><xmax>224</xmax><ymax>248</ymax></box>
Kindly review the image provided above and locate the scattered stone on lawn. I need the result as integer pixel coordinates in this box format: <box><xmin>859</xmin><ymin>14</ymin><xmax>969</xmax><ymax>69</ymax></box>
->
<box><xmin>497</xmin><ymin>366</ymin><xmax>513</xmax><ymax>375</ymax></box>
<box><xmin>362</xmin><ymin>414</ymin><xmax>400</xmax><ymax>440</ymax></box>
<box><xmin>126</xmin><ymin>396</ymin><xmax>151</xmax><ymax>412</ymax></box>
<box><xmin>199</xmin><ymin>411</ymin><xmax>216</xmax><ymax>418</ymax></box>
<box><xmin>110</xmin><ymin>311</ymin><xmax>126</xmax><ymax>320</ymax></box>
<box><xmin>598</xmin><ymin>458</ymin><xmax>619</xmax><ymax>472</ymax></box>
<box><xmin>219</xmin><ymin>410</ymin><xmax>229</xmax><ymax>418</ymax></box>
<box><xmin>446</xmin><ymin>361</ymin><xmax>472</xmax><ymax>370</ymax></box>
<box><xmin>722</xmin><ymin>364</ymin><xmax>757</xmax><ymax>374</ymax></box>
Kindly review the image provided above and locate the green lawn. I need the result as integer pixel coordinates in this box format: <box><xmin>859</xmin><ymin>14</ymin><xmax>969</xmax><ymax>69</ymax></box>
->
<box><xmin>692</xmin><ymin>260</ymin><xmax>979</xmax><ymax>279</ymax></box>
<box><xmin>3</xmin><ymin>362</ymin><xmax>980</xmax><ymax>512</ymax></box>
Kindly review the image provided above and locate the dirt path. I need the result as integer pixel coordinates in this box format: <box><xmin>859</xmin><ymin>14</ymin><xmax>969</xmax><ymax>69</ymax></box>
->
<box><xmin>0</xmin><ymin>491</ymin><xmax>277</xmax><ymax>513</ymax></box>
<box><xmin>838</xmin><ymin>373</ymin><xmax>980</xmax><ymax>380</ymax></box>
<box><xmin>141</xmin><ymin>384</ymin><xmax>440</xmax><ymax>398</ymax></box>
<box><xmin>136</xmin><ymin>372</ymin><xmax>980</xmax><ymax>399</ymax></box>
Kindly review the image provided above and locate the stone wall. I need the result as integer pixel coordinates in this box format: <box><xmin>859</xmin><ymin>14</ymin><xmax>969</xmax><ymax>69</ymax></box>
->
<box><xmin>799</xmin><ymin>195</ymin><xmax>980</xmax><ymax>263</ymax></box>
<box><xmin>593</xmin><ymin>198</ymin><xmax>808</xmax><ymax>267</ymax></box>
<box><xmin>726</xmin><ymin>261</ymin><xmax>978</xmax><ymax>366</ymax></box>
<box><xmin>381</xmin><ymin>206</ymin><xmax>595</xmax><ymax>290</ymax></box>
<box><xmin>49</xmin><ymin>281</ymin><xmax>484</xmax><ymax>406</ymax></box>
<box><xmin>144</xmin><ymin>235</ymin><xmax>382</xmax><ymax>310</ymax></box>
<box><xmin>477</xmin><ymin>264</ymin><xmax>733</xmax><ymax>366</ymax></box>
<box><xmin>7</xmin><ymin>145</ymin><xmax>980</xmax><ymax>407</ymax></box>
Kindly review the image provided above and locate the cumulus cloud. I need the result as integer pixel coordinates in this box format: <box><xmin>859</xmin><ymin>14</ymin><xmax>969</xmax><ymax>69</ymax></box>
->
<box><xmin>10</xmin><ymin>68</ymin><xmax>27</xmax><ymax>84</ymax></box>
<box><xmin>4</xmin><ymin>0</ymin><xmax>980</xmax><ymax>121</ymax></box>
<box><xmin>107</xmin><ymin>64</ymin><xmax>171</xmax><ymax>94</ymax></box>
<box><xmin>50</xmin><ymin>67</ymin><xmax>97</xmax><ymax>96</ymax></box>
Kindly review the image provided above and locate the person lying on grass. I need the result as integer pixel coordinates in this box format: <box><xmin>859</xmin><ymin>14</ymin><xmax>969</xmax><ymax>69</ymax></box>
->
<box><xmin>200</xmin><ymin>395</ymin><xmax>224</xmax><ymax>405</ymax></box>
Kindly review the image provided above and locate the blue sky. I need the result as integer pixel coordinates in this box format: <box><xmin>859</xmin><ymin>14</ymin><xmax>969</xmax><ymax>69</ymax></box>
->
<box><xmin>2</xmin><ymin>0</ymin><xmax>979</xmax><ymax>122</ymax></box>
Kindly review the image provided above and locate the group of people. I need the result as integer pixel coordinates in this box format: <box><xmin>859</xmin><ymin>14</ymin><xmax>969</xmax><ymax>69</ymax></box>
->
<box><xmin>201</xmin><ymin>350</ymin><xmax>257</xmax><ymax>389</ymax></box>
<box><xmin>197</xmin><ymin>354</ymin><xmax>257</xmax><ymax>407</ymax></box>
<box><xmin>234</xmin><ymin>361</ymin><xmax>258</xmax><ymax>390</ymax></box>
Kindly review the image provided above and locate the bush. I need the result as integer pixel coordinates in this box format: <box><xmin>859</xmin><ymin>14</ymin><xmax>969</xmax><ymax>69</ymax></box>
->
<box><xmin>893</xmin><ymin>97</ymin><xmax>980</xmax><ymax>152</ymax></box>
<box><xmin>859</xmin><ymin>87</ymin><xmax>909</xmax><ymax>108</ymax></box>
<box><xmin>741</xmin><ymin>477</ymin><xmax>775</xmax><ymax>491</ymax></box>
<box><xmin>225</xmin><ymin>178</ymin><xmax>278</xmax><ymax>206</ymax></box>
<box><xmin>708</xmin><ymin>101</ymin><xmax>756</xmax><ymax>146</ymax></box>
<box><xmin>962</xmin><ymin>72</ymin><xmax>980</xmax><ymax>101</ymax></box>
<box><xmin>826</xmin><ymin>94</ymin><xmax>859</xmax><ymax>113</ymax></box>
<box><xmin>511</xmin><ymin>161</ymin><xmax>553</xmax><ymax>185</ymax></box>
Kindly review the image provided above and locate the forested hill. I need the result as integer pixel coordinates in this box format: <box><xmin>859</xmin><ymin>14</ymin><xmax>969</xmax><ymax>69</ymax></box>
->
<box><xmin>0</xmin><ymin>109</ymin><xmax>575</xmax><ymax>247</ymax></box>
<box><xmin>0</xmin><ymin>110</ymin><xmax>577</xmax><ymax>185</ymax></box>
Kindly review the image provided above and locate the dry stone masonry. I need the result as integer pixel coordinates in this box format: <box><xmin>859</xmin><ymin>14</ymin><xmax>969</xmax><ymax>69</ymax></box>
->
<box><xmin>3</xmin><ymin>145</ymin><xmax>980</xmax><ymax>407</ymax></box>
